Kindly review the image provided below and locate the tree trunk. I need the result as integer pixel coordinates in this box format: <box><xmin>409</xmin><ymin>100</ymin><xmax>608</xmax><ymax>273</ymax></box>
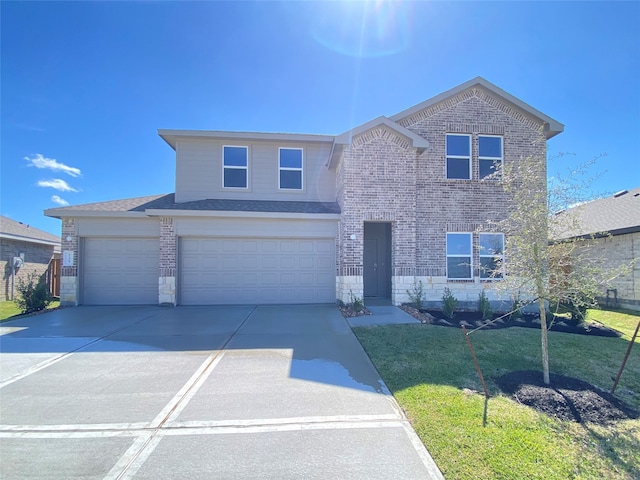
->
<box><xmin>538</xmin><ymin>296</ymin><xmax>550</xmax><ymax>385</ymax></box>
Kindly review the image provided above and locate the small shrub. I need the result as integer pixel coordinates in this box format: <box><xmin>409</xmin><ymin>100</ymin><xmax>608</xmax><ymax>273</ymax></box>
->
<box><xmin>478</xmin><ymin>290</ymin><xmax>493</xmax><ymax>320</ymax></box>
<box><xmin>441</xmin><ymin>287</ymin><xmax>458</xmax><ymax>319</ymax></box>
<box><xmin>559</xmin><ymin>296</ymin><xmax>589</xmax><ymax>323</ymax></box>
<box><xmin>406</xmin><ymin>280</ymin><xmax>425</xmax><ymax>310</ymax></box>
<box><xmin>15</xmin><ymin>272</ymin><xmax>52</xmax><ymax>314</ymax></box>
<box><xmin>509</xmin><ymin>293</ymin><xmax>524</xmax><ymax>321</ymax></box>
<box><xmin>349</xmin><ymin>290</ymin><xmax>364</xmax><ymax>313</ymax></box>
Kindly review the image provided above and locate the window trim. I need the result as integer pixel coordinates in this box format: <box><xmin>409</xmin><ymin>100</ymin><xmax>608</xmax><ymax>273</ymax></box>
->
<box><xmin>478</xmin><ymin>135</ymin><xmax>503</xmax><ymax>180</ymax></box>
<box><xmin>222</xmin><ymin>145</ymin><xmax>249</xmax><ymax>189</ymax></box>
<box><xmin>479</xmin><ymin>232</ymin><xmax>505</xmax><ymax>280</ymax></box>
<box><xmin>446</xmin><ymin>232</ymin><xmax>473</xmax><ymax>280</ymax></box>
<box><xmin>278</xmin><ymin>147</ymin><xmax>304</xmax><ymax>191</ymax></box>
<box><xmin>446</xmin><ymin>134</ymin><xmax>472</xmax><ymax>180</ymax></box>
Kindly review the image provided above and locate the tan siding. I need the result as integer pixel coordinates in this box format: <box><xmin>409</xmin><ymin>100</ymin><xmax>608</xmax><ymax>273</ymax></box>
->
<box><xmin>175</xmin><ymin>140</ymin><xmax>219</xmax><ymax>202</ymax></box>
<box><xmin>77</xmin><ymin>218</ymin><xmax>160</xmax><ymax>237</ymax></box>
<box><xmin>174</xmin><ymin>217</ymin><xmax>338</xmax><ymax>238</ymax></box>
<box><xmin>174</xmin><ymin>138</ymin><xmax>336</xmax><ymax>203</ymax></box>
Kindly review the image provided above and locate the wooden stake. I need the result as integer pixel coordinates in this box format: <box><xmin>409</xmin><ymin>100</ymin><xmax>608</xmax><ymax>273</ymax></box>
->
<box><xmin>611</xmin><ymin>320</ymin><xmax>640</xmax><ymax>394</ymax></box>
<box><xmin>462</xmin><ymin>325</ymin><xmax>490</xmax><ymax>399</ymax></box>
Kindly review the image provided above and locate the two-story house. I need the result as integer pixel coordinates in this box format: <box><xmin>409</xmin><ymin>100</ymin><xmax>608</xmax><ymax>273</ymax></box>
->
<box><xmin>45</xmin><ymin>77</ymin><xmax>563</xmax><ymax>308</ymax></box>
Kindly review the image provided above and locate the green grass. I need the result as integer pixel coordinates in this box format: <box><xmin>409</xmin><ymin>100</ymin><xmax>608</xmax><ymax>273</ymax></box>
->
<box><xmin>0</xmin><ymin>300</ymin><xmax>60</xmax><ymax>323</ymax></box>
<box><xmin>588</xmin><ymin>308</ymin><xmax>640</xmax><ymax>342</ymax></box>
<box><xmin>354</xmin><ymin>308</ymin><xmax>640</xmax><ymax>480</ymax></box>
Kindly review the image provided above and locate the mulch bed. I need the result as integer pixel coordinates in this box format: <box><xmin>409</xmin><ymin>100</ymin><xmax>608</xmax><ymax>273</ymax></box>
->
<box><xmin>495</xmin><ymin>370</ymin><xmax>639</xmax><ymax>424</ymax></box>
<box><xmin>338</xmin><ymin>305</ymin><xmax>371</xmax><ymax>318</ymax></box>
<box><xmin>399</xmin><ymin>305</ymin><xmax>621</xmax><ymax>338</ymax></box>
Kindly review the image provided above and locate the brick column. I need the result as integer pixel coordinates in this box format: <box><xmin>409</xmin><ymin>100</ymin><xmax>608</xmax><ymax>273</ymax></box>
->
<box><xmin>60</xmin><ymin>218</ymin><xmax>79</xmax><ymax>305</ymax></box>
<box><xmin>159</xmin><ymin>217</ymin><xmax>176</xmax><ymax>305</ymax></box>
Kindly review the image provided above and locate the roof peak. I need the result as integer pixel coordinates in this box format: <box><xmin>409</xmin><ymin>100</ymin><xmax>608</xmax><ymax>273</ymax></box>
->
<box><xmin>390</xmin><ymin>76</ymin><xmax>564</xmax><ymax>139</ymax></box>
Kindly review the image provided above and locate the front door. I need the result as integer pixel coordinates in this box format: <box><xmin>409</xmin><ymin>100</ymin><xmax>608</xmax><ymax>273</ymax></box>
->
<box><xmin>363</xmin><ymin>222</ymin><xmax>391</xmax><ymax>298</ymax></box>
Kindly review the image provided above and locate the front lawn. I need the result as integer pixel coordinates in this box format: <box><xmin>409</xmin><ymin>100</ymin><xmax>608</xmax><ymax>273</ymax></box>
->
<box><xmin>0</xmin><ymin>300</ymin><xmax>60</xmax><ymax>323</ymax></box>
<box><xmin>353</xmin><ymin>308</ymin><xmax>640</xmax><ymax>480</ymax></box>
<box><xmin>587</xmin><ymin>308</ymin><xmax>640</xmax><ymax>342</ymax></box>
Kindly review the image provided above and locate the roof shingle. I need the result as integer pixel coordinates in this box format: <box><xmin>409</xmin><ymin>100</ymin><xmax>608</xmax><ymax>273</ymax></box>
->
<box><xmin>0</xmin><ymin>216</ymin><xmax>60</xmax><ymax>244</ymax></box>
<box><xmin>45</xmin><ymin>194</ymin><xmax>341</xmax><ymax>216</ymax></box>
<box><xmin>555</xmin><ymin>187</ymin><xmax>640</xmax><ymax>238</ymax></box>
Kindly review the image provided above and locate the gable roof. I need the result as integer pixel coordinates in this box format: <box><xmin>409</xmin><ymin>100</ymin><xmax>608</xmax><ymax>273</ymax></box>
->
<box><xmin>334</xmin><ymin>116</ymin><xmax>430</xmax><ymax>149</ymax></box>
<box><xmin>0</xmin><ymin>216</ymin><xmax>60</xmax><ymax>246</ymax></box>
<box><xmin>328</xmin><ymin>116</ymin><xmax>430</xmax><ymax>168</ymax></box>
<box><xmin>390</xmin><ymin>76</ymin><xmax>564</xmax><ymax>139</ymax></box>
<box><xmin>44</xmin><ymin>194</ymin><xmax>341</xmax><ymax>218</ymax></box>
<box><xmin>554</xmin><ymin>187</ymin><xmax>640</xmax><ymax>239</ymax></box>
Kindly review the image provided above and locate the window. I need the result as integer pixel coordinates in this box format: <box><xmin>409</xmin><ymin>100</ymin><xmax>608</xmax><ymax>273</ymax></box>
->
<box><xmin>223</xmin><ymin>146</ymin><xmax>248</xmax><ymax>188</ymax></box>
<box><xmin>479</xmin><ymin>135</ymin><xmax>503</xmax><ymax>179</ymax></box>
<box><xmin>447</xmin><ymin>233</ymin><xmax>472</xmax><ymax>279</ymax></box>
<box><xmin>479</xmin><ymin>233</ymin><xmax>505</xmax><ymax>279</ymax></box>
<box><xmin>279</xmin><ymin>148</ymin><xmax>303</xmax><ymax>190</ymax></box>
<box><xmin>446</xmin><ymin>134</ymin><xmax>471</xmax><ymax>179</ymax></box>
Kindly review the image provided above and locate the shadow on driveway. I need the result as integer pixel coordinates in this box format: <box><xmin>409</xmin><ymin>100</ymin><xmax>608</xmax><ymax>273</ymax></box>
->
<box><xmin>0</xmin><ymin>305</ymin><xmax>385</xmax><ymax>393</ymax></box>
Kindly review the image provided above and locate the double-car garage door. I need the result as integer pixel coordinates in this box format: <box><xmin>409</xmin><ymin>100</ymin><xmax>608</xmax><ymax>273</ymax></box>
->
<box><xmin>180</xmin><ymin>237</ymin><xmax>335</xmax><ymax>305</ymax></box>
<box><xmin>81</xmin><ymin>236</ymin><xmax>335</xmax><ymax>305</ymax></box>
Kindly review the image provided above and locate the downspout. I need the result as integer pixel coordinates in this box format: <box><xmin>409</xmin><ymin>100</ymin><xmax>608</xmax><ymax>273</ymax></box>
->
<box><xmin>10</xmin><ymin>257</ymin><xmax>14</xmax><ymax>301</ymax></box>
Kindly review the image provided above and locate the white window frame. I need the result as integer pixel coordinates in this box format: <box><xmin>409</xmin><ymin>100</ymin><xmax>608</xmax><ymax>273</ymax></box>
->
<box><xmin>479</xmin><ymin>233</ymin><xmax>505</xmax><ymax>280</ymax></box>
<box><xmin>222</xmin><ymin>145</ymin><xmax>249</xmax><ymax>189</ymax></box>
<box><xmin>446</xmin><ymin>134</ymin><xmax>472</xmax><ymax>180</ymax></box>
<box><xmin>278</xmin><ymin>147</ymin><xmax>304</xmax><ymax>191</ymax></box>
<box><xmin>446</xmin><ymin>232</ymin><xmax>473</xmax><ymax>280</ymax></box>
<box><xmin>478</xmin><ymin>135</ymin><xmax>503</xmax><ymax>180</ymax></box>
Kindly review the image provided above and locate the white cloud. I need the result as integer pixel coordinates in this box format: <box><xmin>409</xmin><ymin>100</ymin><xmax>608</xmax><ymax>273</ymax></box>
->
<box><xmin>51</xmin><ymin>195</ymin><xmax>69</xmax><ymax>206</ymax></box>
<box><xmin>25</xmin><ymin>154</ymin><xmax>81</xmax><ymax>177</ymax></box>
<box><xmin>37</xmin><ymin>179</ymin><xmax>79</xmax><ymax>192</ymax></box>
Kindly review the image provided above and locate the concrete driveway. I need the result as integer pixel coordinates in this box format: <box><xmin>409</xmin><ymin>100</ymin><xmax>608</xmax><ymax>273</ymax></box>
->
<box><xmin>0</xmin><ymin>305</ymin><xmax>443</xmax><ymax>479</ymax></box>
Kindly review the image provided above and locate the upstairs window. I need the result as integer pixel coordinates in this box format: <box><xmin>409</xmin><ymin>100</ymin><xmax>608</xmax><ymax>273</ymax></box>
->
<box><xmin>479</xmin><ymin>233</ymin><xmax>505</xmax><ymax>279</ymax></box>
<box><xmin>446</xmin><ymin>134</ymin><xmax>471</xmax><ymax>179</ymax></box>
<box><xmin>479</xmin><ymin>135</ymin><xmax>503</xmax><ymax>179</ymax></box>
<box><xmin>447</xmin><ymin>233</ymin><xmax>472</xmax><ymax>279</ymax></box>
<box><xmin>223</xmin><ymin>146</ymin><xmax>248</xmax><ymax>188</ymax></box>
<box><xmin>279</xmin><ymin>148</ymin><xmax>303</xmax><ymax>190</ymax></box>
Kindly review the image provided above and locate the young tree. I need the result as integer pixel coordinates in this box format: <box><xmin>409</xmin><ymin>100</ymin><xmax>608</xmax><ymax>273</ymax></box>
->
<box><xmin>492</xmin><ymin>150</ymin><xmax>623</xmax><ymax>385</ymax></box>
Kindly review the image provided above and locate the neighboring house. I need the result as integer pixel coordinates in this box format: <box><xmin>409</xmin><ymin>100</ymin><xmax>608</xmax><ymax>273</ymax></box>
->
<box><xmin>554</xmin><ymin>187</ymin><xmax>640</xmax><ymax>312</ymax></box>
<box><xmin>45</xmin><ymin>77</ymin><xmax>563</xmax><ymax>308</ymax></box>
<box><xmin>0</xmin><ymin>216</ymin><xmax>61</xmax><ymax>301</ymax></box>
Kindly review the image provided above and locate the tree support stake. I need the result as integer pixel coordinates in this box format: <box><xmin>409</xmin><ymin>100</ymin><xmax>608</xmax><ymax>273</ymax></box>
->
<box><xmin>611</xmin><ymin>319</ymin><xmax>639</xmax><ymax>394</ymax></box>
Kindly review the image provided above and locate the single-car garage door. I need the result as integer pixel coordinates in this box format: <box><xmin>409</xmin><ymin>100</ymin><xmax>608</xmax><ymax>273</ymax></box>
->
<box><xmin>82</xmin><ymin>238</ymin><xmax>159</xmax><ymax>305</ymax></box>
<box><xmin>180</xmin><ymin>237</ymin><xmax>335</xmax><ymax>305</ymax></box>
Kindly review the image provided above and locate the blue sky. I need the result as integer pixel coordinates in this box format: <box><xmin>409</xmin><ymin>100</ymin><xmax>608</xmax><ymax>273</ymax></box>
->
<box><xmin>1</xmin><ymin>1</ymin><xmax>639</xmax><ymax>235</ymax></box>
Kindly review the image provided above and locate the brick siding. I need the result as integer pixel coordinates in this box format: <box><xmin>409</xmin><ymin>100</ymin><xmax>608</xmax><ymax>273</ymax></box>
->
<box><xmin>60</xmin><ymin>218</ymin><xmax>78</xmax><ymax>305</ymax></box>
<box><xmin>159</xmin><ymin>217</ymin><xmax>177</xmax><ymax>305</ymax></box>
<box><xmin>337</xmin><ymin>85</ymin><xmax>548</xmax><ymax>305</ymax></box>
<box><xmin>1</xmin><ymin>239</ymin><xmax>55</xmax><ymax>301</ymax></box>
<box><xmin>578</xmin><ymin>232</ymin><xmax>640</xmax><ymax>311</ymax></box>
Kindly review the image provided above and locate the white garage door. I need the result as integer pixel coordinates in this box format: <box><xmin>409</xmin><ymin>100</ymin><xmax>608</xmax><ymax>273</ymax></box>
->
<box><xmin>82</xmin><ymin>238</ymin><xmax>159</xmax><ymax>305</ymax></box>
<box><xmin>180</xmin><ymin>237</ymin><xmax>335</xmax><ymax>305</ymax></box>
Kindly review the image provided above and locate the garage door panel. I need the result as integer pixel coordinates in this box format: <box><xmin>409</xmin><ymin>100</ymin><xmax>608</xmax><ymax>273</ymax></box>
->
<box><xmin>83</xmin><ymin>238</ymin><xmax>159</xmax><ymax>305</ymax></box>
<box><xmin>261</xmin><ymin>241</ymin><xmax>278</xmax><ymax>253</ymax></box>
<box><xmin>180</xmin><ymin>237</ymin><xmax>335</xmax><ymax>305</ymax></box>
<box><xmin>280</xmin><ymin>257</ymin><xmax>296</xmax><ymax>269</ymax></box>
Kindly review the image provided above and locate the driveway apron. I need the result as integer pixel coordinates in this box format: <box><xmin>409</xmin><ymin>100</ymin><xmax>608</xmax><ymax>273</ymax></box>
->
<box><xmin>0</xmin><ymin>305</ymin><xmax>443</xmax><ymax>479</ymax></box>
